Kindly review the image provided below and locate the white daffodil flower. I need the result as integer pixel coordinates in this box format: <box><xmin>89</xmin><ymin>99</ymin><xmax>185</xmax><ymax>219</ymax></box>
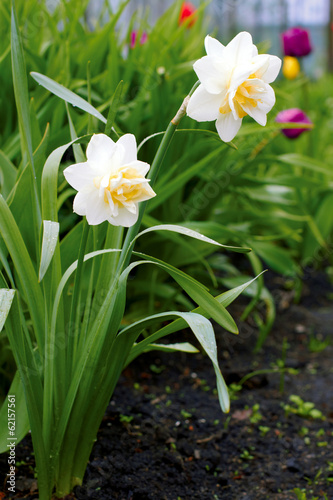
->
<box><xmin>187</xmin><ymin>32</ymin><xmax>281</xmax><ymax>142</ymax></box>
<box><xmin>63</xmin><ymin>134</ymin><xmax>156</xmax><ymax>227</ymax></box>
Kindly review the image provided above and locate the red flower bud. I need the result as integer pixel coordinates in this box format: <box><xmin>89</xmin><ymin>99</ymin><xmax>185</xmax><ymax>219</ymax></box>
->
<box><xmin>179</xmin><ymin>2</ymin><xmax>197</xmax><ymax>27</ymax></box>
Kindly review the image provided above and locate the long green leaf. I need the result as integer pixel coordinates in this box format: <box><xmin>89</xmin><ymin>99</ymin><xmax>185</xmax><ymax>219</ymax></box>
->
<box><xmin>119</xmin><ymin>310</ymin><xmax>230</xmax><ymax>412</ymax></box>
<box><xmin>0</xmin><ymin>372</ymin><xmax>30</xmax><ymax>453</ymax></box>
<box><xmin>11</xmin><ymin>0</ymin><xmax>41</xmax><ymax>241</ymax></box>
<box><xmin>104</xmin><ymin>80</ymin><xmax>123</xmax><ymax>136</ymax></box>
<box><xmin>127</xmin><ymin>272</ymin><xmax>264</xmax><ymax>365</ymax></box>
<box><xmin>0</xmin><ymin>150</ymin><xmax>16</xmax><ymax>199</ymax></box>
<box><xmin>30</xmin><ymin>72</ymin><xmax>107</xmax><ymax>123</ymax></box>
<box><xmin>274</xmin><ymin>154</ymin><xmax>333</xmax><ymax>176</ymax></box>
<box><xmin>0</xmin><ymin>288</ymin><xmax>15</xmax><ymax>332</ymax></box>
<box><xmin>5</xmin><ymin>291</ymin><xmax>50</xmax><ymax>498</ymax></box>
<box><xmin>0</xmin><ymin>195</ymin><xmax>45</xmax><ymax>350</ymax></box>
<box><xmin>142</xmin><ymin>342</ymin><xmax>199</xmax><ymax>354</ymax></box>
<box><xmin>38</xmin><ymin>220</ymin><xmax>60</xmax><ymax>282</ymax></box>
<box><xmin>41</xmin><ymin>135</ymin><xmax>91</xmax><ymax>221</ymax></box>
<box><xmin>11</xmin><ymin>1</ymin><xmax>35</xmax><ymax>170</ymax></box>
<box><xmin>132</xmin><ymin>252</ymin><xmax>238</xmax><ymax>333</ymax></box>
<box><xmin>135</xmin><ymin>222</ymin><xmax>251</xmax><ymax>253</ymax></box>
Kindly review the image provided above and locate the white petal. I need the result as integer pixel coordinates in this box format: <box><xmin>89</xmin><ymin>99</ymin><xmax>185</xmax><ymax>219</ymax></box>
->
<box><xmin>63</xmin><ymin>162</ymin><xmax>95</xmax><ymax>191</ymax></box>
<box><xmin>109</xmin><ymin>206</ymin><xmax>139</xmax><ymax>227</ymax></box>
<box><xmin>131</xmin><ymin>183</ymin><xmax>156</xmax><ymax>202</ymax></box>
<box><xmin>72</xmin><ymin>190</ymin><xmax>89</xmax><ymax>217</ymax></box>
<box><xmin>86</xmin><ymin>134</ymin><xmax>116</xmax><ymax>164</ymax></box>
<box><xmin>204</xmin><ymin>35</ymin><xmax>225</xmax><ymax>58</ymax></box>
<box><xmin>258</xmin><ymin>55</ymin><xmax>281</xmax><ymax>83</ymax></box>
<box><xmin>117</xmin><ymin>134</ymin><xmax>138</xmax><ymax>164</ymax></box>
<box><xmin>230</xmin><ymin>64</ymin><xmax>256</xmax><ymax>91</ymax></box>
<box><xmin>193</xmin><ymin>56</ymin><xmax>227</xmax><ymax>94</ymax></box>
<box><xmin>122</xmin><ymin>160</ymin><xmax>151</xmax><ymax>178</ymax></box>
<box><xmin>259</xmin><ymin>84</ymin><xmax>276</xmax><ymax>110</ymax></box>
<box><xmin>227</xmin><ymin>89</ymin><xmax>238</xmax><ymax>121</ymax></box>
<box><xmin>230</xmin><ymin>56</ymin><xmax>268</xmax><ymax>91</ymax></box>
<box><xmin>74</xmin><ymin>189</ymin><xmax>109</xmax><ymax>225</ymax></box>
<box><xmin>241</xmin><ymin>84</ymin><xmax>275</xmax><ymax>126</ymax></box>
<box><xmin>252</xmin><ymin>45</ymin><xmax>258</xmax><ymax>57</ymax></box>
<box><xmin>187</xmin><ymin>85</ymin><xmax>222</xmax><ymax>122</ymax></box>
<box><xmin>244</xmin><ymin>105</ymin><xmax>267</xmax><ymax>126</ymax></box>
<box><xmin>223</xmin><ymin>32</ymin><xmax>254</xmax><ymax>66</ymax></box>
<box><xmin>215</xmin><ymin>113</ymin><xmax>242</xmax><ymax>142</ymax></box>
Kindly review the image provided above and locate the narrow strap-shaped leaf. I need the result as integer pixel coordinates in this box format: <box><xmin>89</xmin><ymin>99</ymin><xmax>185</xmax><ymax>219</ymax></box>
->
<box><xmin>0</xmin><ymin>195</ymin><xmax>45</xmax><ymax>350</ymax></box>
<box><xmin>38</xmin><ymin>220</ymin><xmax>60</xmax><ymax>282</ymax></box>
<box><xmin>117</xmin><ymin>310</ymin><xmax>230</xmax><ymax>413</ymax></box>
<box><xmin>131</xmin><ymin>253</ymin><xmax>238</xmax><ymax>333</ymax></box>
<box><xmin>0</xmin><ymin>288</ymin><xmax>15</xmax><ymax>332</ymax></box>
<box><xmin>0</xmin><ymin>150</ymin><xmax>16</xmax><ymax>199</ymax></box>
<box><xmin>66</xmin><ymin>104</ymin><xmax>86</xmax><ymax>164</ymax></box>
<box><xmin>133</xmin><ymin>223</ymin><xmax>251</xmax><ymax>253</ymax></box>
<box><xmin>0</xmin><ymin>372</ymin><xmax>30</xmax><ymax>453</ymax></box>
<box><xmin>30</xmin><ymin>72</ymin><xmax>107</xmax><ymax>124</ymax></box>
<box><xmin>104</xmin><ymin>80</ymin><xmax>123</xmax><ymax>136</ymax></box>
<box><xmin>5</xmin><ymin>291</ymin><xmax>50</xmax><ymax>499</ymax></box>
<box><xmin>272</xmin><ymin>153</ymin><xmax>333</xmax><ymax>176</ymax></box>
<box><xmin>11</xmin><ymin>1</ymin><xmax>35</xmax><ymax>173</ymax></box>
<box><xmin>141</xmin><ymin>342</ymin><xmax>199</xmax><ymax>354</ymax></box>
<box><xmin>127</xmin><ymin>272</ymin><xmax>265</xmax><ymax>365</ymax></box>
<box><xmin>11</xmin><ymin>0</ymin><xmax>41</xmax><ymax>238</ymax></box>
<box><xmin>44</xmin><ymin>248</ymin><xmax>122</xmax><ymax>465</ymax></box>
<box><xmin>41</xmin><ymin>135</ymin><xmax>91</xmax><ymax>222</ymax></box>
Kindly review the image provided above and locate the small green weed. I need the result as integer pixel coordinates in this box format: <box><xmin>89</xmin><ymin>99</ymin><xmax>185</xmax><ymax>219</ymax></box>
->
<box><xmin>283</xmin><ymin>395</ymin><xmax>325</xmax><ymax>420</ymax></box>
<box><xmin>240</xmin><ymin>447</ymin><xmax>255</xmax><ymax>460</ymax></box>
<box><xmin>119</xmin><ymin>414</ymin><xmax>134</xmax><ymax>424</ymax></box>
<box><xmin>308</xmin><ymin>334</ymin><xmax>330</xmax><ymax>353</ymax></box>
<box><xmin>258</xmin><ymin>425</ymin><xmax>270</xmax><ymax>436</ymax></box>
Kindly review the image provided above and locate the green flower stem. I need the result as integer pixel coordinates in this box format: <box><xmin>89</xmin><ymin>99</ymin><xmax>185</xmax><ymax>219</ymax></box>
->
<box><xmin>116</xmin><ymin>86</ymin><xmax>198</xmax><ymax>274</ymax></box>
<box><xmin>68</xmin><ymin>217</ymin><xmax>90</xmax><ymax>374</ymax></box>
<box><xmin>117</xmin><ymin>121</ymin><xmax>177</xmax><ymax>273</ymax></box>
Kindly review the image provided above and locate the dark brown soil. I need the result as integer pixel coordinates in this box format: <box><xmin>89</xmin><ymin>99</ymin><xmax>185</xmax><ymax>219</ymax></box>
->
<box><xmin>1</xmin><ymin>271</ymin><xmax>333</xmax><ymax>500</ymax></box>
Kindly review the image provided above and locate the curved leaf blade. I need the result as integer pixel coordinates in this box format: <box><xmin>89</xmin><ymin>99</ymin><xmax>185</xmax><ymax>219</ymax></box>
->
<box><xmin>118</xmin><ymin>310</ymin><xmax>230</xmax><ymax>412</ymax></box>
<box><xmin>0</xmin><ymin>288</ymin><xmax>15</xmax><ymax>332</ymax></box>
<box><xmin>30</xmin><ymin>72</ymin><xmax>107</xmax><ymax>124</ymax></box>
<box><xmin>135</xmin><ymin>223</ymin><xmax>250</xmax><ymax>253</ymax></box>
<box><xmin>38</xmin><ymin>220</ymin><xmax>59</xmax><ymax>282</ymax></box>
<box><xmin>0</xmin><ymin>372</ymin><xmax>30</xmax><ymax>453</ymax></box>
<box><xmin>0</xmin><ymin>195</ymin><xmax>45</xmax><ymax>350</ymax></box>
<box><xmin>132</xmin><ymin>253</ymin><xmax>238</xmax><ymax>334</ymax></box>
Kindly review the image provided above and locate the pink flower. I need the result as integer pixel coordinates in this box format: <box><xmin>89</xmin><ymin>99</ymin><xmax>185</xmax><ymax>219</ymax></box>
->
<box><xmin>281</xmin><ymin>27</ymin><xmax>312</xmax><ymax>57</ymax></box>
<box><xmin>130</xmin><ymin>31</ymin><xmax>148</xmax><ymax>49</ymax></box>
<box><xmin>276</xmin><ymin>108</ymin><xmax>312</xmax><ymax>139</ymax></box>
<box><xmin>179</xmin><ymin>2</ymin><xmax>197</xmax><ymax>27</ymax></box>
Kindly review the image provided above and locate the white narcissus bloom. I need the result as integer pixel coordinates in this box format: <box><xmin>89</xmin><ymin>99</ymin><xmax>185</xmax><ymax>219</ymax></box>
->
<box><xmin>187</xmin><ymin>32</ymin><xmax>281</xmax><ymax>142</ymax></box>
<box><xmin>63</xmin><ymin>134</ymin><xmax>156</xmax><ymax>227</ymax></box>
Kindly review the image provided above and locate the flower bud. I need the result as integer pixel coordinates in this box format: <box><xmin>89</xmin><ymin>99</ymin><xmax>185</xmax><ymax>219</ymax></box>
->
<box><xmin>281</xmin><ymin>27</ymin><xmax>312</xmax><ymax>57</ymax></box>
<box><xmin>179</xmin><ymin>2</ymin><xmax>197</xmax><ymax>27</ymax></box>
<box><xmin>276</xmin><ymin>108</ymin><xmax>312</xmax><ymax>139</ymax></box>
<box><xmin>282</xmin><ymin>56</ymin><xmax>300</xmax><ymax>80</ymax></box>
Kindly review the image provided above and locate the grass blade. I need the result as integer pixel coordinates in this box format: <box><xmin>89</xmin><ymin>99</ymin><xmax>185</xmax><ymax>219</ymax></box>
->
<box><xmin>30</xmin><ymin>72</ymin><xmax>107</xmax><ymax>124</ymax></box>
<box><xmin>38</xmin><ymin>220</ymin><xmax>60</xmax><ymax>282</ymax></box>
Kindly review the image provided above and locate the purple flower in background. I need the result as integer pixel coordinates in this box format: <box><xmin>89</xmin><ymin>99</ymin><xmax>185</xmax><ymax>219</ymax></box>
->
<box><xmin>130</xmin><ymin>30</ymin><xmax>148</xmax><ymax>49</ymax></box>
<box><xmin>281</xmin><ymin>27</ymin><xmax>312</xmax><ymax>57</ymax></box>
<box><xmin>276</xmin><ymin>108</ymin><xmax>312</xmax><ymax>139</ymax></box>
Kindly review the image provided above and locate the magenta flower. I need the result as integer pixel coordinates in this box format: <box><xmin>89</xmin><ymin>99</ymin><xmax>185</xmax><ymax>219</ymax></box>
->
<box><xmin>130</xmin><ymin>30</ymin><xmax>148</xmax><ymax>49</ymax></box>
<box><xmin>276</xmin><ymin>108</ymin><xmax>312</xmax><ymax>139</ymax></box>
<box><xmin>281</xmin><ymin>27</ymin><xmax>312</xmax><ymax>57</ymax></box>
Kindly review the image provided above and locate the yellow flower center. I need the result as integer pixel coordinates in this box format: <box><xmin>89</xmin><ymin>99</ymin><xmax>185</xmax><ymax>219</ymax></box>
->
<box><xmin>219</xmin><ymin>74</ymin><xmax>262</xmax><ymax>119</ymax></box>
<box><xmin>93</xmin><ymin>168</ymin><xmax>148</xmax><ymax>208</ymax></box>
